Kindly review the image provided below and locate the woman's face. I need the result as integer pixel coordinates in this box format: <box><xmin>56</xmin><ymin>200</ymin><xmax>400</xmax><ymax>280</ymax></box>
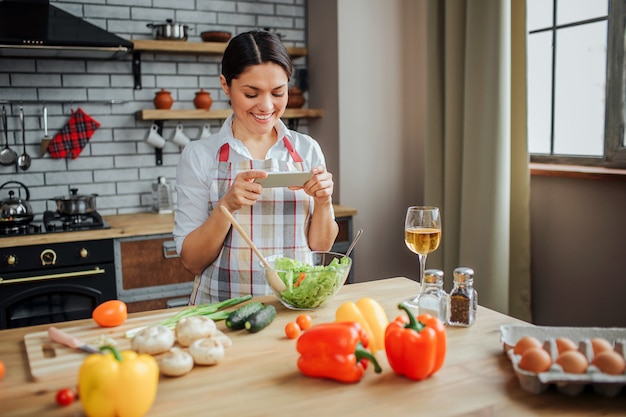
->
<box><xmin>221</xmin><ymin>62</ymin><xmax>289</xmax><ymax>138</ymax></box>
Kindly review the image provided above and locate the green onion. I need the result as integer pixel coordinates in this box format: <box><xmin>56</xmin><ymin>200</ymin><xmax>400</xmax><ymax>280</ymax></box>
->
<box><xmin>125</xmin><ymin>294</ymin><xmax>251</xmax><ymax>339</ymax></box>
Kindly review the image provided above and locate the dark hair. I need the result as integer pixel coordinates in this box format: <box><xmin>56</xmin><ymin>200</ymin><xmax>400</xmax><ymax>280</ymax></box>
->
<box><xmin>221</xmin><ymin>31</ymin><xmax>293</xmax><ymax>86</ymax></box>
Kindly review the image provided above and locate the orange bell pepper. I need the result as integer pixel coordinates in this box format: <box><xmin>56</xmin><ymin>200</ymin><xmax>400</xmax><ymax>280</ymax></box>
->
<box><xmin>384</xmin><ymin>302</ymin><xmax>447</xmax><ymax>381</ymax></box>
<box><xmin>296</xmin><ymin>322</ymin><xmax>382</xmax><ymax>383</ymax></box>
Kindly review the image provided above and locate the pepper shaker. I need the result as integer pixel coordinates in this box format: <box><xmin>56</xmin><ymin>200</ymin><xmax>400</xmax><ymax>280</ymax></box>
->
<box><xmin>416</xmin><ymin>269</ymin><xmax>449</xmax><ymax>323</ymax></box>
<box><xmin>448</xmin><ymin>267</ymin><xmax>477</xmax><ymax>327</ymax></box>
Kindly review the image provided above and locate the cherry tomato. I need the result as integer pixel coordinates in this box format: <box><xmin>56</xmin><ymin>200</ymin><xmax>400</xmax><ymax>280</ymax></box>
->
<box><xmin>0</xmin><ymin>359</ymin><xmax>5</xmax><ymax>380</ymax></box>
<box><xmin>295</xmin><ymin>314</ymin><xmax>312</xmax><ymax>330</ymax></box>
<box><xmin>92</xmin><ymin>300</ymin><xmax>128</xmax><ymax>327</ymax></box>
<box><xmin>56</xmin><ymin>388</ymin><xmax>76</xmax><ymax>406</ymax></box>
<box><xmin>285</xmin><ymin>322</ymin><xmax>301</xmax><ymax>339</ymax></box>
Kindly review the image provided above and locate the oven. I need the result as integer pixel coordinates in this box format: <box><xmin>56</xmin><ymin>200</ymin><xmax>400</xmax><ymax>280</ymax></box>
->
<box><xmin>0</xmin><ymin>239</ymin><xmax>117</xmax><ymax>329</ymax></box>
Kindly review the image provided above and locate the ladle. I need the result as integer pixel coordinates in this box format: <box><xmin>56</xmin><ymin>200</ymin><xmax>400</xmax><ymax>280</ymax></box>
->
<box><xmin>345</xmin><ymin>228</ymin><xmax>364</xmax><ymax>257</ymax></box>
<box><xmin>0</xmin><ymin>106</ymin><xmax>17</xmax><ymax>166</ymax></box>
<box><xmin>220</xmin><ymin>205</ymin><xmax>287</xmax><ymax>293</ymax></box>
<box><xmin>17</xmin><ymin>106</ymin><xmax>31</xmax><ymax>171</ymax></box>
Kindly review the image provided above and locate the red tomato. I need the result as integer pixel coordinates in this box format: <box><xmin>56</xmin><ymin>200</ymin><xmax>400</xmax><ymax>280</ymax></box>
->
<box><xmin>295</xmin><ymin>314</ymin><xmax>312</xmax><ymax>330</ymax></box>
<box><xmin>285</xmin><ymin>322</ymin><xmax>301</xmax><ymax>339</ymax></box>
<box><xmin>92</xmin><ymin>300</ymin><xmax>128</xmax><ymax>327</ymax></box>
<box><xmin>0</xmin><ymin>359</ymin><xmax>5</xmax><ymax>380</ymax></box>
<box><xmin>56</xmin><ymin>388</ymin><xmax>76</xmax><ymax>406</ymax></box>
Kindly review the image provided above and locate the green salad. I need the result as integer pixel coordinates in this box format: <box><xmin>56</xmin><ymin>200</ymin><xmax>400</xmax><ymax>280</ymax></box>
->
<box><xmin>274</xmin><ymin>255</ymin><xmax>351</xmax><ymax>308</ymax></box>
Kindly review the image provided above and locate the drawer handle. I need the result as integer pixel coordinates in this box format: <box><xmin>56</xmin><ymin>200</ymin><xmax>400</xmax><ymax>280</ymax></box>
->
<box><xmin>162</xmin><ymin>240</ymin><xmax>179</xmax><ymax>259</ymax></box>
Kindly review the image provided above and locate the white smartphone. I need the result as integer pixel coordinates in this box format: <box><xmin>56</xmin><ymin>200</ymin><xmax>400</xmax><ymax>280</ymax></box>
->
<box><xmin>254</xmin><ymin>171</ymin><xmax>313</xmax><ymax>188</ymax></box>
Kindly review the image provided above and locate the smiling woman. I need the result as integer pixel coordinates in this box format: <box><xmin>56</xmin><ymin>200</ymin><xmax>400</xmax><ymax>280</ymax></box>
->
<box><xmin>174</xmin><ymin>30</ymin><xmax>339</xmax><ymax>306</ymax></box>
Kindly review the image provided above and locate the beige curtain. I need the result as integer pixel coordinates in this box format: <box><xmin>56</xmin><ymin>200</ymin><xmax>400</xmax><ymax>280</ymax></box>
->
<box><xmin>424</xmin><ymin>0</ymin><xmax>531</xmax><ymax>321</ymax></box>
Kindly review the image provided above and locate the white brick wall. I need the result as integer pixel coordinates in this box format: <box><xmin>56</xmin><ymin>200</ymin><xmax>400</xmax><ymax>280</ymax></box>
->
<box><xmin>0</xmin><ymin>0</ymin><xmax>307</xmax><ymax>216</ymax></box>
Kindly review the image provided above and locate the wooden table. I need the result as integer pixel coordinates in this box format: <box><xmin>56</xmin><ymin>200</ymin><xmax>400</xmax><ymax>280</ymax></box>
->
<box><xmin>1</xmin><ymin>277</ymin><xmax>624</xmax><ymax>416</ymax></box>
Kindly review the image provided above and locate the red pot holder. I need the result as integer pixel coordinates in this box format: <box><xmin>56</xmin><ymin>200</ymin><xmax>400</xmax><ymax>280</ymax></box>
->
<box><xmin>48</xmin><ymin>108</ymin><xmax>101</xmax><ymax>159</ymax></box>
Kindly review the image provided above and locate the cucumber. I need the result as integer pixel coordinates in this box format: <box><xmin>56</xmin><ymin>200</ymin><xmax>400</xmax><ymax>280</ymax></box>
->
<box><xmin>225</xmin><ymin>301</ymin><xmax>265</xmax><ymax>330</ymax></box>
<box><xmin>244</xmin><ymin>305</ymin><xmax>276</xmax><ymax>333</ymax></box>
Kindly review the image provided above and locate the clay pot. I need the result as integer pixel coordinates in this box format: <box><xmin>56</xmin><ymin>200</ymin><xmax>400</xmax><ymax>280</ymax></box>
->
<box><xmin>154</xmin><ymin>88</ymin><xmax>174</xmax><ymax>110</ymax></box>
<box><xmin>194</xmin><ymin>88</ymin><xmax>213</xmax><ymax>110</ymax></box>
<box><xmin>287</xmin><ymin>86</ymin><xmax>305</xmax><ymax>109</ymax></box>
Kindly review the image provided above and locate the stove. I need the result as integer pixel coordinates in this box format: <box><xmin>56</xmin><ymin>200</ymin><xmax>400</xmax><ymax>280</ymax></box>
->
<box><xmin>43</xmin><ymin>210</ymin><xmax>110</xmax><ymax>233</ymax></box>
<box><xmin>0</xmin><ymin>211</ymin><xmax>110</xmax><ymax>237</ymax></box>
<box><xmin>0</xmin><ymin>223</ymin><xmax>44</xmax><ymax>236</ymax></box>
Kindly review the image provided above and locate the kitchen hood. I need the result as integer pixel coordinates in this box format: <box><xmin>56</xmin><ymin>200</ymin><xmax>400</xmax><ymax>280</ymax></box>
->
<box><xmin>0</xmin><ymin>0</ymin><xmax>133</xmax><ymax>59</ymax></box>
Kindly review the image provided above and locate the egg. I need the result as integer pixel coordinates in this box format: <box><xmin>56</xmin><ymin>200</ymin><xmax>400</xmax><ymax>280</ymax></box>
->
<box><xmin>514</xmin><ymin>336</ymin><xmax>543</xmax><ymax>356</ymax></box>
<box><xmin>555</xmin><ymin>350</ymin><xmax>588</xmax><ymax>374</ymax></box>
<box><xmin>555</xmin><ymin>337</ymin><xmax>578</xmax><ymax>355</ymax></box>
<box><xmin>518</xmin><ymin>347</ymin><xmax>552</xmax><ymax>373</ymax></box>
<box><xmin>590</xmin><ymin>337</ymin><xmax>614</xmax><ymax>356</ymax></box>
<box><xmin>591</xmin><ymin>350</ymin><xmax>626</xmax><ymax>375</ymax></box>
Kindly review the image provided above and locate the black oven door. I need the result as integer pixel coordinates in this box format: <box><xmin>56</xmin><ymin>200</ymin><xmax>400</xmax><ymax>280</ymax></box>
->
<box><xmin>0</xmin><ymin>263</ymin><xmax>117</xmax><ymax>329</ymax></box>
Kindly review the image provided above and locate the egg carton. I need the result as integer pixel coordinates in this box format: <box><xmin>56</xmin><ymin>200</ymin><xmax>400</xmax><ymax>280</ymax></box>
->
<box><xmin>500</xmin><ymin>324</ymin><xmax>626</xmax><ymax>397</ymax></box>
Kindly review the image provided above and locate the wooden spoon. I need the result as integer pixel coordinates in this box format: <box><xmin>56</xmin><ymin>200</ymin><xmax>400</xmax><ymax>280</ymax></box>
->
<box><xmin>220</xmin><ymin>205</ymin><xmax>287</xmax><ymax>293</ymax></box>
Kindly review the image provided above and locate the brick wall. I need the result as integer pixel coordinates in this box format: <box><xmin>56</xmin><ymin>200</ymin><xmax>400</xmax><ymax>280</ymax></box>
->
<box><xmin>0</xmin><ymin>0</ymin><xmax>307</xmax><ymax>216</ymax></box>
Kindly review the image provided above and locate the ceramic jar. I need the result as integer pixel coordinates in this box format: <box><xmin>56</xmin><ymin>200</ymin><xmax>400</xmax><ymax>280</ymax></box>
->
<box><xmin>194</xmin><ymin>88</ymin><xmax>213</xmax><ymax>110</ymax></box>
<box><xmin>154</xmin><ymin>88</ymin><xmax>174</xmax><ymax>110</ymax></box>
<box><xmin>287</xmin><ymin>86</ymin><xmax>306</xmax><ymax>109</ymax></box>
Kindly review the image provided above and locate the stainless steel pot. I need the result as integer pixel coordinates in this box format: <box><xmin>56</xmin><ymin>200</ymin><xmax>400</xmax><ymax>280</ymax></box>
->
<box><xmin>147</xmin><ymin>19</ymin><xmax>190</xmax><ymax>41</ymax></box>
<box><xmin>0</xmin><ymin>181</ymin><xmax>34</xmax><ymax>225</ymax></box>
<box><xmin>52</xmin><ymin>188</ymin><xmax>98</xmax><ymax>215</ymax></box>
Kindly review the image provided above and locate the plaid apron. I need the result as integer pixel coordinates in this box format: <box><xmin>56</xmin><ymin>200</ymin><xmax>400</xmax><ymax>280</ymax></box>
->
<box><xmin>190</xmin><ymin>137</ymin><xmax>311</xmax><ymax>304</ymax></box>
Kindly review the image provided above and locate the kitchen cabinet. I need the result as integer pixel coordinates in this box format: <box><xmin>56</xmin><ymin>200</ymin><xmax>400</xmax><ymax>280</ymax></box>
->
<box><xmin>114</xmin><ymin>234</ymin><xmax>195</xmax><ymax>313</ymax></box>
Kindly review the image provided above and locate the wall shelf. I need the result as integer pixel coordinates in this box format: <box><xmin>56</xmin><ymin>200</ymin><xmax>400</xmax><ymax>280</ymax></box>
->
<box><xmin>132</xmin><ymin>40</ymin><xmax>308</xmax><ymax>58</ymax></box>
<box><xmin>131</xmin><ymin>40</ymin><xmax>308</xmax><ymax>90</ymax></box>
<box><xmin>139</xmin><ymin>108</ymin><xmax>323</xmax><ymax>166</ymax></box>
<box><xmin>135</xmin><ymin>108</ymin><xmax>323</xmax><ymax>121</ymax></box>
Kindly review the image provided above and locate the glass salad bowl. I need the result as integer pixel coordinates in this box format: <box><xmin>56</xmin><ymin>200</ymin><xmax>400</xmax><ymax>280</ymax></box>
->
<box><xmin>262</xmin><ymin>251</ymin><xmax>352</xmax><ymax>310</ymax></box>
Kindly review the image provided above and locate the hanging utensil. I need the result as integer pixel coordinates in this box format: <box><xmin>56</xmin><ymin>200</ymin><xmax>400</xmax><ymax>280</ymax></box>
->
<box><xmin>219</xmin><ymin>205</ymin><xmax>287</xmax><ymax>293</ymax></box>
<box><xmin>345</xmin><ymin>228</ymin><xmax>363</xmax><ymax>257</ymax></box>
<box><xmin>17</xmin><ymin>105</ymin><xmax>31</xmax><ymax>171</ymax></box>
<box><xmin>40</xmin><ymin>106</ymin><xmax>52</xmax><ymax>156</ymax></box>
<box><xmin>0</xmin><ymin>106</ymin><xmax>17</xmax><ymax>166</ymax></box>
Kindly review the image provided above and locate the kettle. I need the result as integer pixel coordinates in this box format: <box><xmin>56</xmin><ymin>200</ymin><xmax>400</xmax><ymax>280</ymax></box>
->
<box><xmin>152</xmin><ymin>177</ymin><xmax>173</xmax><ymax>214</ymax></box>
<box><xmin>0</xmin><ymin>181</ymin><xmax>34</xmax><ymax>225</ymax></box>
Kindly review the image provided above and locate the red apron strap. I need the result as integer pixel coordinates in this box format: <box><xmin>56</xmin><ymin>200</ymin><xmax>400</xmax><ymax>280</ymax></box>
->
<box><xmin>219</xmin><ymin>143</ymin><xmax>229</xmax><ymax>162</ymax></box>
<box><xmin>220</xmin><ymin>138</ymin><xmax>302</xmax><ymax>163</ymax></box>
<box><xmin>282</xmin><ymin>137</ymin><xmax>303</xmax><ymax>163</ymax></box>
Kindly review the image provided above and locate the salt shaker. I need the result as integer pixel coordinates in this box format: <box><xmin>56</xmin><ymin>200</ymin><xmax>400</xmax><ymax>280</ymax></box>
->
<box><xmin>416</xmin><ymin>269</ymin><xmax>449</xmax><ymax>323</ymax></box>
<box><xmin>448</xmin><ymin>267</ymin><xmax>477</xmax><ymax>327</ymax></box>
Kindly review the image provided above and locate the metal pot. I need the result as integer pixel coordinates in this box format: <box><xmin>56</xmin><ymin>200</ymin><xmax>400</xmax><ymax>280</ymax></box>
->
<box><xmin>0</xmin><ymin>181</ymin><xmax>34</xmax><ymax>225</ymax></box>
<box><xmin>147</xmin><ymin>19</ymin><xmax>190</xmax><ymax>41</ymax></box>
<box><xmin>51</xmin><ymin>188</ymin><xmax>98</xmax><ymax>215</ymax></box>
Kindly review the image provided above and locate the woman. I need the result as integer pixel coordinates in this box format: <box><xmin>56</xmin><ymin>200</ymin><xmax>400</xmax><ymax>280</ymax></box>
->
<box><xmin>174</xmin><ymin>30</ymin><xmax>339</xmax><ymax>304</ymax></box>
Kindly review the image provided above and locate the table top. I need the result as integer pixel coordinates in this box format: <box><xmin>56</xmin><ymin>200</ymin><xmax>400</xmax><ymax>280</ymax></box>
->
<box><xmin>1</xmin><ymin>277</ymin><xmax>624</xmax><ymax>416</ymax></box>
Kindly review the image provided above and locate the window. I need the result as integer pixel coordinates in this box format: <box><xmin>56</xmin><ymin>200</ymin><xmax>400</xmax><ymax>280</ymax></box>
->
<box><xmin>526</xmin><ymin>0</ymin><xmax>626</xmax><ymax>167</ymax></box>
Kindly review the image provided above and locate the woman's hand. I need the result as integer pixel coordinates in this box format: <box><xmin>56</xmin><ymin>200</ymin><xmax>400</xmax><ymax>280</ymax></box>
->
<box><xmin>301</xmin><ymin>166</ymin><xmax>334</xmax><ymax>205</ymax></box>
<box><xmin>220</xmin><ymin>170</ymin><xmax>268</xmax><ymax>212</ymax></box>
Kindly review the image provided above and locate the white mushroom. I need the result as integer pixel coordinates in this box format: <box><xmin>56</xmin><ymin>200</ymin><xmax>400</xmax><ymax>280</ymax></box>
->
<box><xmin>158</xmin><ymin>347</ymin><xmax>194</xmax><ymax>377</ymax></box>
<box><xmin>131</xmin><ymin>325</ymin><xmax>175</xmax><ymax>355</ymax></box>
<box><xmin>189</xmin><ymin>337</ymin><xmax>225</xmax><ymax>365</ymax></box>
<box><xmin>175</xmin><ymin>316</ymin><xmax>217</xmax><ymax>347</ymax></box>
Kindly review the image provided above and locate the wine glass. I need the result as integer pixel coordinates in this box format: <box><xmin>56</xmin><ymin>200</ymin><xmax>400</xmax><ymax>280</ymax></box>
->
<box><xmin>404</xmin><ymin>206</ymin><xmax>442</xmax><ymax>304</ymax></box>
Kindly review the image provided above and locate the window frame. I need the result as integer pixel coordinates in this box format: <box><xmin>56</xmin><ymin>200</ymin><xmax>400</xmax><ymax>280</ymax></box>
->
<box><xmin>528</xmin><ymin>0</ymin><xmax>626</xmax><ymax>168</ymax></box>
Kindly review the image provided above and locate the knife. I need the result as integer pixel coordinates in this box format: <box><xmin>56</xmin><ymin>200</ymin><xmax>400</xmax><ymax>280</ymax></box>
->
<box><xmin>48</xmin><ymin>327</ymin><xmax>102</xmax><ymax>354</ymax></box>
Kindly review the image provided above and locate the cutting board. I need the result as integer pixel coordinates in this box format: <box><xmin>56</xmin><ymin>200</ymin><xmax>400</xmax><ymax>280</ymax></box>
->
<box><xmin>24</xmin><ymin>311</ymin><xmax>175</xmax><ymax>381</ymax></box>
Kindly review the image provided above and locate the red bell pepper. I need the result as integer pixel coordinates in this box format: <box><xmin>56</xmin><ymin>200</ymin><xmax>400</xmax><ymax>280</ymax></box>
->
<box><xmin>296</xmin><ymin>322</ymin><xmax>382</xmax><ymax>383</ymax></box>
<box><xmin>384</xmin><ymin>302</ymin><xmax>447</xmax><ymax>381</ymax></box>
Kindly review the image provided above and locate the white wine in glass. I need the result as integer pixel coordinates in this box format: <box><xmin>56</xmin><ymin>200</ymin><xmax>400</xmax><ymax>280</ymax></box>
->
<box><xmin>404</xmin><ymin>206</ymin><xmax>441</xmax><ymax>304</ymax></box>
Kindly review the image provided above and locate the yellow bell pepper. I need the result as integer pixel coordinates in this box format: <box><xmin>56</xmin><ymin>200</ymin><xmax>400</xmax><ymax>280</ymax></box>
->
<box><xmin>335</xmin><ymin>297</ymin><xmax>389</xmax><ymax>352</ymax></box>
<box><xmin>78</xmin><ymin>346</ymin><xmax>159</xmax><ymax>417</ymax></box>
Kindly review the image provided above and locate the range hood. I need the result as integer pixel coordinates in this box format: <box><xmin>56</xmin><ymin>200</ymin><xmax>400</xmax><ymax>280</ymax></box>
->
<box><xmin>0</xmin><ymin>0</ymin><xmax>133</xmax><ymax>59</ymax></box>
